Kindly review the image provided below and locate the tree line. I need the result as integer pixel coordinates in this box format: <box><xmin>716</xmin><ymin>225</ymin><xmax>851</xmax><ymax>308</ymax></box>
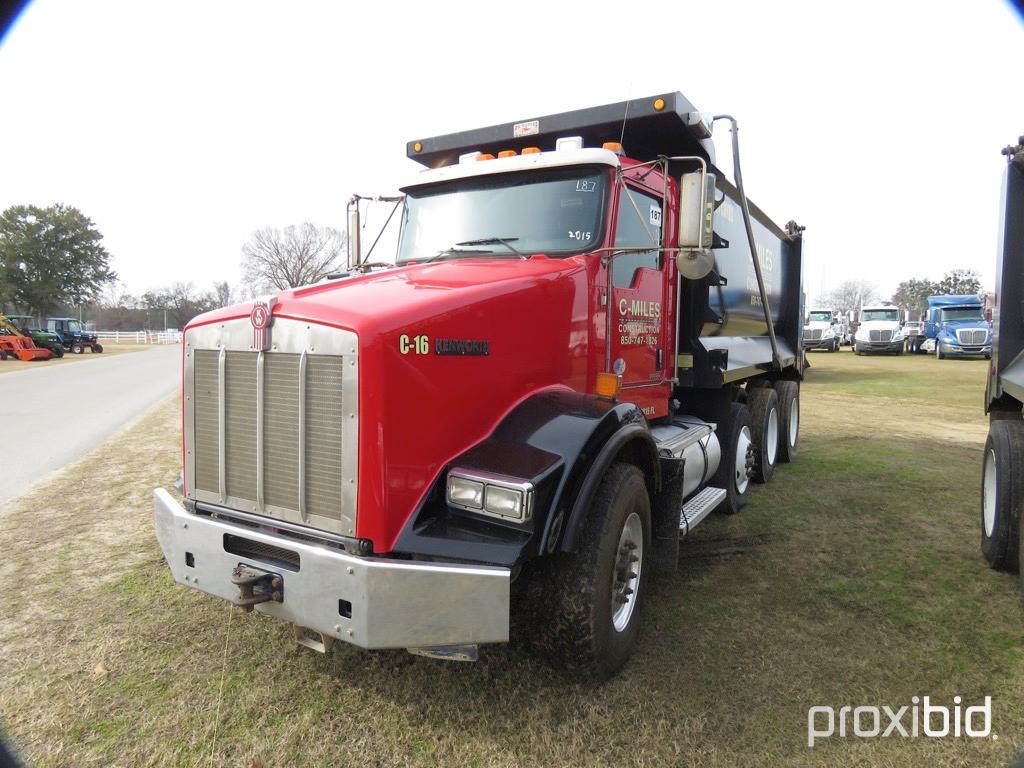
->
<box><xmin>2</xmin><ymin>201</ymin><xmax>348</xmax><ymax>330</ymax></box>
<box><xmin>819</xmin><ymin>269</ymin><xmax>984</xmax><ymax>317</ymax></box>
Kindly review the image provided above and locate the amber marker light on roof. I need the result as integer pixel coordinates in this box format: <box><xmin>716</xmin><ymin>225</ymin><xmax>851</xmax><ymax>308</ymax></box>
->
<box><xmin>595</xmin><ymin>372</ymin><xmax>622</xmax><ymax>400</ymax></box>
<box><xmin>522</xmin><ymin>146</ymin><xmax>541</xmax><ymax>154</ymax></box>
<box><xmin>476</xmin><ymin>153</ymin><xmax>496</xmax><ymax>161</ymax></box>
<box><xmin>602</xmin><ymin>141</ymin><xmax>624</xmax><ymax>154</ymax></box>
<box><xmin>653</xmin><ymin>98</ymin><xmax>666</xmax><ymax>111</ymax></box>
<box><xmin>497</xmin><ymin>150</ymin><xmax>517</xmax><ymax>158</ymax></box>
<box><xmin>413</xmin><ymin>142</ymin><xmax>423</xmax><ymax>152</ymax></box>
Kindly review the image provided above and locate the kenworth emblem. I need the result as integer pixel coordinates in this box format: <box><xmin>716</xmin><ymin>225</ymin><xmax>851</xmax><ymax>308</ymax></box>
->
<box><xmin>250</xmin><ymin>301</ymin><xmax>272</xmax><ymax>350</ymax></box>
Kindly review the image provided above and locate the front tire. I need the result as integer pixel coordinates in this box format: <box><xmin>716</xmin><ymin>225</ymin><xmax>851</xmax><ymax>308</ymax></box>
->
<box><xmin>936</xmin><ymin>342</ymin><xmax>945</xmax><ymax>360</ymax></box>
<box><xmin>527</xmin><ymin>462</ymin><xmax>651</xmax><ymax>681</ymax></box>
<box><xmin>982</xmin><ymin>420</ymin><xmax>1024</xmax><ymax>572</ymax></box>
<box><xmin>72</xmin><ymin>343</ymin><xmax>84</xmax><ymax>354</ymax></box>
<box><xmin>748</xmin><ymin>386</ymin><xmax>780</xmax><ymax>483</ymax></box>
<box><xmin>51</xmin><ymin>345</ymin><xmax>64</xmax><ymax>358</ymax></box>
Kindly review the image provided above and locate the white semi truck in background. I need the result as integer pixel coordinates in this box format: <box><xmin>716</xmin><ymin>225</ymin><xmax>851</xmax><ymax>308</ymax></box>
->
<box><xmin>802</xmin><ymin>309</ymin><xmax>842</xmax><ymax>353</ymax></box>
<box><xmin>852</xmin><ymin>305</ymin><xmax>904</xmax><ymax>355</ymax></box>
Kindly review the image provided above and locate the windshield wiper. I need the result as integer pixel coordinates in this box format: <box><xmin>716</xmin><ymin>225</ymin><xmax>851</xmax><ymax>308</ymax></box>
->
<box><xmin>455</xmin><ymin>237</ymin><xmax>526</xmax><ymax>259</ymax></box>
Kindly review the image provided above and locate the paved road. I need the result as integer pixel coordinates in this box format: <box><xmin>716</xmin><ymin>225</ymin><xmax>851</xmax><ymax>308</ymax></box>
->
<box><xmin>0</xmin><ymin>345</ymin><xmax>181</xmax><ymax>506</ymax></box>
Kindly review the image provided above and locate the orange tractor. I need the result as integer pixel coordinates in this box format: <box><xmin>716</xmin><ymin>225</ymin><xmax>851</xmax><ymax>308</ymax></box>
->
<box><xmin>0</xmin><ymin>314</ymin><xmax>54</xmax><ymax>361</ymax></box>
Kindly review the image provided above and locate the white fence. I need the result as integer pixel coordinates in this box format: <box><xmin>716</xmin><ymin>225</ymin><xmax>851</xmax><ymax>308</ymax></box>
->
<box><xmin>94</xmin><ymin>330</ymin><xmax>182</xmax><ymax>344</ymax></box>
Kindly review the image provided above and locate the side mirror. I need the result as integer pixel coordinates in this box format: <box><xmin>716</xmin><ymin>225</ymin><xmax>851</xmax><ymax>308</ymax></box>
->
<box><xmin>676</xmin><ymin>171</ymin><xmax>717</xmax><ymax>279</ymax></box>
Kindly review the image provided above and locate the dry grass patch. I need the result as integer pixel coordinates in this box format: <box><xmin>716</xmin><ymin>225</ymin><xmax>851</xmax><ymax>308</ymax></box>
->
<box><xmin>2</xmin><ymin>353</ymin><xmax>1023</xmax><ymax>767</ymax></box>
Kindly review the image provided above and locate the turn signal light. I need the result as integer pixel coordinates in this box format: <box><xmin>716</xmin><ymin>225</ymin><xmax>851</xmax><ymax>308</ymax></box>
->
<box><xmin>596</xmin><ymin>371</ymin><xmax>622</xmax><ymax>400</ymax></box>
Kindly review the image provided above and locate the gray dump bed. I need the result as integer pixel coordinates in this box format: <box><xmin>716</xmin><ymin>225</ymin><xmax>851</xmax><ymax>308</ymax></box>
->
<box><xmin>987</xmin><ymin>137</ymin><xmax>1024</xmax><ymax>411</ymax></box>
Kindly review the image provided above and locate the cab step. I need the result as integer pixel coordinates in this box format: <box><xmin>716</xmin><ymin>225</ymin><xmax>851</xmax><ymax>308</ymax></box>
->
<box><xmin>679</xmin><ymin>486</ymin><xmax>727</xmax><ymax>535</ymax></box>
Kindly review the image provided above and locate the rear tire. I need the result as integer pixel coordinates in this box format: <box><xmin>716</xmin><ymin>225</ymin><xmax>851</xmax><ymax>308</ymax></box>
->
<box><xmin>747</xmin><ymin>386</ymin><xmax>780</xmax><ymax>484</ymax></box>
<box><xmin>774</xmin><ymin>380</ymin><xmax>800</xmax><ymax>463</ymax></box>
<box><xmin>93</xmin><ymin>343</ymin><xmax>104</xmax><ymax>353</ymax></box>
<box><xmin>0</xmin><ymin>349</ymin><xmax>7</xmax><ymax>361</ymax></box>
<box><xmin>982</xmin><ymin>420</ymin><xmax>1024</xmax><ymax>572</ymax></box>
<box><xmin>712</xmin><ymin>402</ymin><xmax>753</xmax><ymax>514</ymax></box>
<box><xmin>51</xmin><ymin>345</ymin><xmax>64</xmax><ymax>358</ymax></box>
<box><xmin>526</xmin><ymin>463</ymin><xmax>651</xmax><ymax>681</ymax></box>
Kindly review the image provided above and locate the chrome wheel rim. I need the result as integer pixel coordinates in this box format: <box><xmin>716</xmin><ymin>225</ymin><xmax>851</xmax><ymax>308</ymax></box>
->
<box><xmin>766</xmin><ymin>407</ymin><xmax>779</xmax><ymax>466</ymax></box>
<box><xmin>735</xmin><ymin>426</ymin><xmax>753</xmax><ymax>494</ymax></box>
<box><xmin>983</xmin><ymin>447</ymin><xmax>997</xmax><ymax>538</ymax></box>
<box><xmin>789</xmin><ymin>398</ymin><xmax>799</xmax><ymax>447</ymax></box>
<box><xmin>611</xmin><ymin>511</ymin><xmax>643</xmax><ymax>632</ymax></box>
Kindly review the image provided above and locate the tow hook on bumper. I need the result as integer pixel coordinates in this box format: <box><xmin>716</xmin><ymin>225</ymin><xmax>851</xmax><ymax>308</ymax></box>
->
<box><xmin>230</xmin><ymin>565</ymin><xmax>283</xmax><ymax>612</ymax></box>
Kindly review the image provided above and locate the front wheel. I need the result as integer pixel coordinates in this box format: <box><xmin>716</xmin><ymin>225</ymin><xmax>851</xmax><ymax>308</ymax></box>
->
<box><xmin>527</xmin><ymin>463</ymin><xmax>651</xmax><ymax>681</ymax></box>
<box><xmin>51</xmin><ymin>345</ymin><xmax>64</xmax><ymax>358</ymax></box>
<box><xmin>982</xmin><ymin>420</ymin><xmax>1024</xmax><ymax>572</ymax></box>
<box><xmin>936</xmin><ymin>342</ymin><xmax>945</xmax><ymax>360</ymax></box>
<box><xmin>71</xmin><ymin>343</ymin><xmax>84</xmax><ymax>354</ymax></box>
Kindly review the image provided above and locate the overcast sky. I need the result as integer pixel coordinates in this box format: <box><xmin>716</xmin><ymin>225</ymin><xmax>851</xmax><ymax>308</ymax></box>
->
<box><xmin>1</xmin><ymin>1</ymin><xmax>1022</xmax><ymax>305</ymax></box>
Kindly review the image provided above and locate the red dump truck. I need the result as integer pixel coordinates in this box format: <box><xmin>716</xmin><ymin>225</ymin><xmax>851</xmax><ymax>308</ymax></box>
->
<box><xmin>154</xmin><ymin>92</ymin><xmax>806</xmax><ymax>679</ymax></box>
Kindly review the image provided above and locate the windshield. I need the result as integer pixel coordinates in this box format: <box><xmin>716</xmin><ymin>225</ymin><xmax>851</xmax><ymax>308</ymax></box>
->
<box><xmin>940</xmin><ymin>307</ymin><xmax>984</xmax><ymax>323</ymax></box>
<box><xmin>861</xmin><ymin>309</ymin><xmax>899</xmax><ymax>322</ymax></box>
<box><xmin>69</xmin><ymin>320</ymin><xmax>82</xmax><ymax>333</ymax></box>
<box><xmin>808</xmin><ymin>312</ymin><xmax>832</xmax><ymax>322</ymax></box>
<box><xmin>398</xmin><ymin>167</ymin><xmax>607</xmax><ymax>263</ymax></box>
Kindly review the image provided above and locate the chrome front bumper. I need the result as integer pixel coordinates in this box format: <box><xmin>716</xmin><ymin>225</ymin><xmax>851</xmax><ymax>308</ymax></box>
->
<box><xmin>154</xmin><ymin>488</ymin><xmax>510</xmax><ymax>649</ymax></box>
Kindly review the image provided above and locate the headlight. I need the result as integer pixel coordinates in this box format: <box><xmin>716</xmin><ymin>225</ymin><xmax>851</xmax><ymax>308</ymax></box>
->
<box><xmin>893</xmin><ymin>328</ymin><xmax>904</xmax><ymax>339</ymax></box>
<box><xmin>446</xmin><ymin>469</ymin><xmax>535</xmax><ymax>522</ymax></box>
<box><xmin>447</xmin><ymin>475</ymin><xmax>484</xmax><ymax>509</ymax></box>
<box><xmin>823</xmin><ymin>329</ymin><xmax>835</xmax><ymax>338</ymax></box>
<box><xmin>855</xmin><ymin>329</ymin><xmax>868</xmax><ymax>340</ymax></box>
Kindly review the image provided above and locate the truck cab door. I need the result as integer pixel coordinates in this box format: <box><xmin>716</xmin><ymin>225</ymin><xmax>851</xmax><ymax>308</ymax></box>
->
<box><xmin>607</xmin><ymin>182</ymin><xmax>670</xmax><ymax>417</ymax></box>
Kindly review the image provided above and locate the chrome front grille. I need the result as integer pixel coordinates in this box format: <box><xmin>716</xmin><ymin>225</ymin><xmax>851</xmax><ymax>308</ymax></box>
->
<box><xmin>869</xmin><ymin>330</ymin><xmax>893</xmax><ymax>342</ymax></box>
<box><xmin>805</xmin><ymin>329</ymin><xmax>823</xmax><ymax>341</ymax></box>
<box><xmin>185</xmin><ymin>318</ymin><xmax>359</xmax><ymax>536</ymax></box>
<box><xmin>957</xmin><ymin>329</ymin><xmax>987</xmax><ymax>345</ymax></box>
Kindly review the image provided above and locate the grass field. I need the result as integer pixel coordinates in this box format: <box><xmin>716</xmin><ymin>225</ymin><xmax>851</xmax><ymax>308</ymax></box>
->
<box><xmin>2</xmin><ymin>349</ymin><xmax>1021</xmax><ymax>767</ymax></box>
<box><xmin>0</xmin><ymin>343</ymin><xmax>151</xmax><ymax>374</ymax></box>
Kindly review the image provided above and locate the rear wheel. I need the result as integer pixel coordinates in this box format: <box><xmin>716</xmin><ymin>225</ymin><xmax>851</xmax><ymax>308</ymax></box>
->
<box><xmin>0</xmin><ymin>349</ymin><xmax>7</xmax><ymax>361</ymax></box>
<box><xmin>92</xmin><ymin>343</ymin><xmax>104</xmax><ymax>353</ymax></box>
<box><xmin>773</xmin><ymin>380</ymin><xmax>800</xmax><ymax>463</ymax></box>
<box><xmin>51</xmin><ymin>345</ymin><xmax>64</xmax><ymax>358</ymax></box>
<box><xmin>712</xmin><ymin>402</ymin><xmax>753</xmax><ymax>514</ymax></box>
<box><xmin>748</xmin><ymin>386</ymin><xmax>780</xmax><ymax>484</ymax></box>
<box><xmin>526</xmin><ymin>462</ymin><xmax>651</xmax><ymax>681</ymax></box>
<box><xmin>982</xmin><ymin>420</ymin><xmax>1024</xmax><ymax>572</ymax></box>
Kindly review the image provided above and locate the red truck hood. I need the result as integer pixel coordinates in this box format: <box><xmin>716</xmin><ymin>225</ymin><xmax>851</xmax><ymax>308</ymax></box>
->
<box><xmin>187</xmin><ymin>255</ymin><xmax>594</xmax><ymax>553</ymax></box>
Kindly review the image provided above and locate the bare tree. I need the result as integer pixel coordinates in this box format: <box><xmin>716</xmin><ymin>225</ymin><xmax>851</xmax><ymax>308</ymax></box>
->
<box><xmin>212</xmin><ymin>280</ymin><xmax>233</xmax><ymax>307</ymax></box>
<box><xmin>823</xmin><ymin>280</ymin><xmax>879</xmax><ymax>316</ymax></box>
<box><xmin>240</xmin><ymin>223</ymin><xmax>346</xmax><ymax>292</ymax></box>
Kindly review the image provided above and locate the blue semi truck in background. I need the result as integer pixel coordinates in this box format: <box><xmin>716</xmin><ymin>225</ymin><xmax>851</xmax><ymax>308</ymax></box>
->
<box><xmin>979</xmin><ymin>135</ymin><xmax>1023</xmax><ymax>589</ymax></box>
<box><xmin>919</xmin><ymin>295</ymin><xmax>992</xmax><ymax>359</ymax></box>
